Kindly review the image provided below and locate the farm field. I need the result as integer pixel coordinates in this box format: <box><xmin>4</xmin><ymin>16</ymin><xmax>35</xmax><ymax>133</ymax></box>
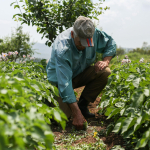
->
<box><xmin>0</xmin><ymin>52</ymin><xmax>150</xmax><ymax>150</ymax></box>
<box><xmin>1</xmin><ymin>0</ymin><xmax>150</xmax><ymax>149</ymax></box>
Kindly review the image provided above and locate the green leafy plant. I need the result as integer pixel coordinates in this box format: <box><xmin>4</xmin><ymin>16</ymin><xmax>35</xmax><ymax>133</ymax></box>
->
<box><xmin>99</xmin><ymin>60</ymin><xmax>150</xmax><ymax>149</ymax></box>
<box><xmin>0</xmin><ymin>60</ymin><xmax>67</xmax><ymax>150</ymax></box>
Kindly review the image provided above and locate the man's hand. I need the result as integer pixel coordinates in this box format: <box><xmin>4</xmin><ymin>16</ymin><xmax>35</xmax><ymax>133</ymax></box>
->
<box><xmin>94</xmin><ymin>56</ymin><xmax>113</xmax><ymax>73</ymax></box>
<box><xmin>69</xmin><ymin>102</ymin><xmax>86</xmax><ymax>130</ymax></box>
<box><xmin>94</xmin><ymin>61</ymin><xmax>108</xmax><ymax>73</ymax></box>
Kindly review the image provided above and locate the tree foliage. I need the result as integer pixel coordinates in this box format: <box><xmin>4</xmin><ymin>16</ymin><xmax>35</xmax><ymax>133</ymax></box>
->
<box><xmin>11</xmin><ymin>0</ymin><xmax>109</xmax><ymax>47</ymax></box>
<box><xmin>0</xmin><ymin>26</ymin><xmax>35</xmax><ymax>57</ymax></box>
<box><xmin>129</xmin><ymin>42</ymin><xmax>150</xmax><ymax>55</ymax></box>
<box><xmin>116</xmin><ymin>46</ymin><xmax>125</xmax><ymax>56</ymax></box>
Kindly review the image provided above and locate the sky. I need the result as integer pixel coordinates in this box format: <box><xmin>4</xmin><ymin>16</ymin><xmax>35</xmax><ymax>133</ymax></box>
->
<box><xmin>0</xmin><ymin>0</ymin><xmax>150</xmax><ymax>49</ymax></box>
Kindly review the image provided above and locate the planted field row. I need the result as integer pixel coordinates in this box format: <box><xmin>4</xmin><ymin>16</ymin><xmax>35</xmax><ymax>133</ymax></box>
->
<box><xmin>99</xmin><ymin>60</ymin><xmax>150</xmax><ymax>149</ymax></box>
<box><xmin>0</xmin><ymin>60</ymin><xmax>67</xmax><ymax>150</ymax></box>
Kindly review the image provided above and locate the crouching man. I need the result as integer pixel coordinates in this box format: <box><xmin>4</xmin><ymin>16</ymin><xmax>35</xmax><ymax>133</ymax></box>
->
<box><xmin>46</xmin><ymin>16</ymin><xmax>116</xmax><ymax>130</ymax></box>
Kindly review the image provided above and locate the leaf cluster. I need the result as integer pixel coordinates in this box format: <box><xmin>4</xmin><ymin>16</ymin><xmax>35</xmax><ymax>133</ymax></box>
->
<box><xmin>11</xmin><ymin>0</ymin><xmax>109</xmax><ymax>47</ymax></box>
<box><xmin>99</xmin><ymin>61</ymin><xmax>150</xmax><ymax>149</ymax></box>
<box><xmin>0</xmin><ymin>60</ymin><xmax>67</xmax><ymax>150</ymax></box>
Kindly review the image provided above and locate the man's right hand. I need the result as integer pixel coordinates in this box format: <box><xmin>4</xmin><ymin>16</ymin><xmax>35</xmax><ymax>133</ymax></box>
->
<box><xmin>72</xmin><ymin>111</ymin><xmax>86</xmax><ymax>130</ymax></box>
<box><xmin>69</xmin><ymin>102</ymin><xmax>87</xmax><ymax>130</ymax></box>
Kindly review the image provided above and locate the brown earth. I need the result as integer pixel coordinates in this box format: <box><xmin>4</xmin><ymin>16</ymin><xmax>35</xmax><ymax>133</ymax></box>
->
<box><xmin>51</xmin><ymin>86</ymin><xmax>125</xmax><ymax>150</ymax></box>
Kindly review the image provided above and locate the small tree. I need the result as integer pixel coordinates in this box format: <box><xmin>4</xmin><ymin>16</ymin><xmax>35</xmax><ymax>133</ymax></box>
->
<box><xmin>0</xmin><ymin>26</ymin><xmax>35</xmax><ymax>58</ymax></box>
<box><xmin>11</xmin><ymin>0</ymin><xmax>109</xmax><ymax>47</ymax></box>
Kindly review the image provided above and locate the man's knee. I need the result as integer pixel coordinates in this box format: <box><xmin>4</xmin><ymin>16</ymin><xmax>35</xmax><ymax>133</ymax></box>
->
<box><xmin>96</xmin><ymin>67</ymin><xmax>111</xmax><ymax>79</ymax></box>
<box><xmin>104</xmin><ymin>67</ymin><xmax>111</xmax><ymax>77</ymax></box>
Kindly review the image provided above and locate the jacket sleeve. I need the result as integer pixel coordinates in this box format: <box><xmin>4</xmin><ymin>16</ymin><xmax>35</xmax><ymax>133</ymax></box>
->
<box><xmin>96</xmin><ymin>29</ymin><xmax>116</xmax><ymax>59</ymax></box>
<box><xmin>55</xmin><ymin>53</ymin><xmax>77</xmax><ymax>104</ymax></box>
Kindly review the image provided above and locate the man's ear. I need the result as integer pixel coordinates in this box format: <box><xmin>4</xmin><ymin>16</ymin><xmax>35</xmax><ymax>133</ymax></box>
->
<box><xmin>71</xmin><ymin>31</ymin><xmax>74</xmax><ymax>38</ymax></box>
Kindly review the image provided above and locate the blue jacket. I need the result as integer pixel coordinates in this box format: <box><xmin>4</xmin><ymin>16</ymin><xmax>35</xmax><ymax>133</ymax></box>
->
<box><xmin>46</xmin><ymin>27</ymin><xmax>116</xmax><ymax>103</ymax></box>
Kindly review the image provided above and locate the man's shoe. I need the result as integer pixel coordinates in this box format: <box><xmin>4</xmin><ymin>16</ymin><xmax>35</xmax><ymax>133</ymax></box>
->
<box><xmin>78</xmin><ymin>97</ymin><xmax>95</xmax><ymax>119</ymax></box>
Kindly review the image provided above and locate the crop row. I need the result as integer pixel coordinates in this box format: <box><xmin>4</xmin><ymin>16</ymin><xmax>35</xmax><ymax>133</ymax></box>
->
<box><xmin>0</xmin><ymin>60</ymin><xmax>67</xmax><ymax>150</ymax></box>
<box><xmin>99</xmin><ymin>60</ymin><xmax>150</xmax><ymax>149</ymax></box>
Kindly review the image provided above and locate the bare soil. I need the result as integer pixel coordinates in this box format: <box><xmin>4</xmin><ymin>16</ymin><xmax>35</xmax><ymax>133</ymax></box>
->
<box><xmin>51</xmin><ymin>86</ymin><xmax>125</xmax><ymax>150</ymax></box>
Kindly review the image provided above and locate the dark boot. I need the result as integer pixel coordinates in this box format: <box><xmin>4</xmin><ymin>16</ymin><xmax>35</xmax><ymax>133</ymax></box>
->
<box><xmin>78</xmin><ymin>96</ymin><xmax>95</xmax><ymax>118</ymax></box>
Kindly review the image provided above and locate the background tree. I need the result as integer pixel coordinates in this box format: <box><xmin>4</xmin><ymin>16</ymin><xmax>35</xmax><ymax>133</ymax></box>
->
<box><xmin>116</xmin><ymin>46</ymin><xmax>125</xmax><ymax>56</ymax></box>
<box><xmin>0</xmin><ymin>26</ymin><xmax>35</xmax><ymax>57</ymax></box>
<box><xmin>0</xmin><ymin>39</ymin><xmax>3</xmax><ymax>43</ymax></box>
<box><xmin>129</xmin><ymin>42</ymin><xmax>150</xmax><ymax>55</ymax></box>
<box><xmin>11</xmin><ymin>0</ymin><xmax>109</xmax><ymax>47</ymax></box>
<box><xmin>141</xmin><ymin>42</ymin><xmax>150</xmax><ymax>51</ymax></box>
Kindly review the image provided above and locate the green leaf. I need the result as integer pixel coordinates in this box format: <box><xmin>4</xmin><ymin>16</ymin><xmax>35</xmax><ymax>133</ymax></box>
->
<box><xmin>120</xmin><ymin>108</ymin><xmax>126</xmax><ymax>116</ymax></box>
<box><xmin>131</xmin><ymin>91</ymin><xmax>144</xmax><ymax>107</ymax></box>
<box><xmin>134</xmin><ymin>113</ymin><xmax>149</xmax><ymax>132</ymax></box>
<box><xmin>123</xmin><ymin>126</ymin><xmax>134</xmax><ymax>138</ymax></box>
<box><xmin>106</xmin><ymin>124</ymin><xmax>114</xmax><ymax>136</ymax></box>
<box><xmin>25</xmin><ymin>0</ymin><xmax>28</xmax><ymax>4</ymax></box>
<box><xmin>31</xmin><ymin>84</ymin><xmax>41</xmax><ymax>92</ymax></box>
<box><xmin>83</xmin><ymin>121</ymin><xmax>88</xmax><ymax>130</ymax></box>
<box><xmin>10</xmin><ymin>2</ymin><xmax>16</xmax><ymax>6</ymax></box>
<box><xmin>31</xmin><ymin>126</ymin><xmax>45</xmax><ymax>141</ymax></box>
<box><xmin>13</xmin><ymin>14</ymin><xmax>22</xmax><ymax>18</ymax></box>
<box><xmin>45</xmin><ymin>131</ymin><xmax>54</xmax><ymax>149</ymax></box>
<box><xmin>107</xmin><ymin>75</ymin><xmax>114</xmax><ymax>84</ymax></box>
<box><xmin>144</xmin><ymin>89</ymin><xmax>149</xmax><ymax>97</ymax></box>
<box><xmin>93</xmin><ymin>16</ymin><xmax>99</xmax><ymax>20</ymax></box>
<box><xmin>126</xmin><ymin>74</ymin><xmax>135</xmax><ymax>81</ymax></box>
<box><xmin>105</xmin><ymin>106</ymin><xmax>115</xmax><ymax>116</ymax></box>
<box><xmin>100</xmin><ymin>100</ymin><xmax>110</xmax><ymax>109</ymax></box>
<box><xmin>14</xmin><ymin>5</ymin><xmax>20</xmax><ymax>9</ymax></box>
<box><xmin>113</xmin><ymin>117</ymin><xmax>125</xmax><ymax>133</ymax></box>
<box><xmin>115</xmin><ymin>102</ymin><xmax>125</xmax><ymax>108</ymax></box>
<box><xmin>14</xmin><ymin>76</ymin><xmax>24</xmax><ymax>81</ymax></box>
<box><xmin>144</xmin><ymin>99</ymin><xmax>150</xmax><ymax>109</ymax></box>
<box><xmin>132</xmin><ymin>78</ymin><xmax>140</xmax><ymax>88</ymax></box>
<box><xmin>134</xmin><ymin>116</ymin><xmax>142</xmax><ymax>132</ymax></box>
<box><xmin>53</xmin><ymin>110</ymin><xmax>61</xmax><ymax>121</ymax></box>
<box><xmin>60</xmin><ymin>120</ymin><xmax>66</xmax><ymax>130</ymax></box>
<box><xmin>121</xmin><ymin>117</ymin><xmax>137</xmax><ymax>134</ymax></box>
<box><xmin>135</xmin><ymin>128</ymin><xmax>150</xmax><ymax>149</ymax></box>
<box><xmin>107</xmin><ymin>108</ymin><xmax>120</xmax><ymax>119</ymax></box>
<box><xmin>37</xmin><ymin>26</ymin><xmax>41</xmax><ymax>33</ymax></box>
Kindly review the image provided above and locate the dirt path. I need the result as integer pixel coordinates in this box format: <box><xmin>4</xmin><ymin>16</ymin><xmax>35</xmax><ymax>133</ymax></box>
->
<box><xmin>51</xmin><ymin>87</ymin><xmax>125</xmax><ymax>150</ymax></box>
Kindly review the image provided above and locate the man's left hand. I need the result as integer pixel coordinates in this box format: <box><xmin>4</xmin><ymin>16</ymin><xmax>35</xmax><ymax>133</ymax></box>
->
<box><xmin>94</xmin><ymin>61</ymin><xmax>109</xmax><ymax>73</ymax></box>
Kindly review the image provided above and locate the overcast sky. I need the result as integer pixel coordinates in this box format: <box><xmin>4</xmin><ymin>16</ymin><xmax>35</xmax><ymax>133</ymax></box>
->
<box><xmin>0</xmin><ymin>0</ymin><xmax>150</xmax><ymax>48</ymax></box>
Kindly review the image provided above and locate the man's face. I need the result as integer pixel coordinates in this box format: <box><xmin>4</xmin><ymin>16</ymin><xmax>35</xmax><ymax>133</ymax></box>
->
<box><xmin>74</xmin><ymin>37</ymin><xmax>86</xmax><ymax>51</ymax></box>
<box><xmin>71</xmin><ymin>31</ymin><xmax>86</xmax><ymax>51</ymax></box>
